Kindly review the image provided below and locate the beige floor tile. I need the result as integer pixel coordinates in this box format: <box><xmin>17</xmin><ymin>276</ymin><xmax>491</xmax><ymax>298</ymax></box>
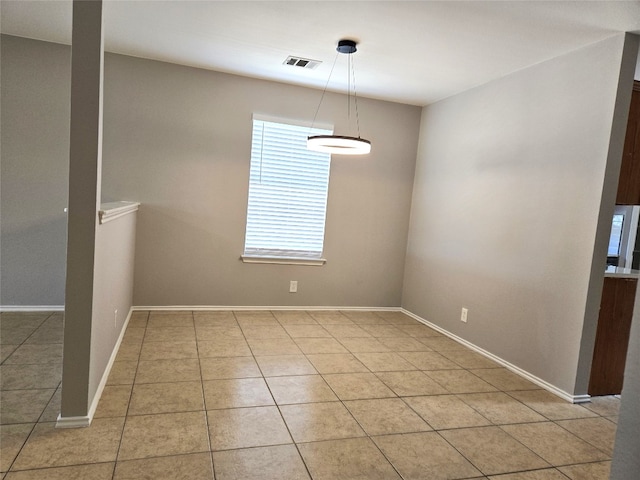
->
<box><xmin>241</xmin><ymin>325</ymin><xmax>289</xmax><ymax>339</ymax></box>
<box><xmin>114</xmin><ymin>342</ymin><xmax>142</xmax><ymax>362</ymax></box>
<box><xmin>375</xmin><ymin>371</ymin><xmax>448</xmax><ymax>397</ymax></box>
<box><xmin>558</xmin><ymin>461</ymin><xmax>611</xmax><ymax>480</ymax></box>
<box><xmin>470</xmin><ymin>368</ymin><xmax>539</xmax><ymax>391</ymax></box>
<box><xmin>200</xmin><ymin>356</ymin><xmax>261</xmax><ymax>380</ymax></box>
<box><xmin>107</xmin><ymin>361</ymin><xmax>138</xmax><ymax>385</ymax></box>
<box><xmin>25</xmin><ymin>326</ymin><xmax>63</xmax><ymax>344</ymax></box>
<box><xmin>308</xmin><ymin>311</ymin><xmax>354</xmax><ymax>324</ymax></box>
<box><xmin>441</xmin><ymin>426</ymin><xmax>550</xmax><ymax>475</ymax></box>
<box><xmin>213</xmin><ymin>444</ymin><xmax>310</xmax><ymax>480</ymax></box>
<box><xmin>298</xmin><ymin>437</ymin><xmax>401</xmax><ymax>480</ymax></box>
<box><xmin>128</xmin><ymin>311</ymin><xmax>149</xmax><ymax>328</ymax></box>
<box><xmin>118</xmin><ymin>411</ymin><xmax>209</xmax><ymax>461</ymax></box>
<box><xmin>0</xmin><ymin>390</ymin><xmax>55</xmax><ymax>424</ymax></box>
<box><xmin>556</xmin><ymin>417</ymin><xmax>617</xmax><ymax>456</ymax></box>
<box><xmin>404</xmin><ymin>395</ymin><xmax>491</xmax><ymax>430</ymax></box>
<box><xmin>12</xmin><ymin>418</ymin><xmax>124</xmax><ymax>470</ymax></box>
<box><xmin>373</xmin><ymin>431</ymin><xmax>482</xmax><ymax>480</ymax></box>
<box><xmin>4</xmin><ymin>463</ymin><xmax>115</xmax><ymax>480</ymax></box>
<box><xmin>397</xmin><ymin>324</ymin><xmax>442</xmax><ymax>337</ymax></box>
<box><xmin>583</xmin><ymin>396</ymin><xmax>620</xmax><ymax>417</ymax></box>
<box><xmin>234</xmin><ymin>311</ymin><xmax>277</xmax><ymax>322</ymax></box>
<box><xmin>135</xmin><ymin>358</ymin><xmax>201</xmax><ymax>384</ymax></box>
<box><xmin>1</xmin><ymin>344</ymin><xmax>19</xmax><ymax>363</ymax></box>
<box><xmin>440</xmin><ymin>350</ymin><xmax>501</xmax><ymax>369</ymax></box>
<box><xmin>208</xmin><ymin>406</ymin><xmax>291</xmax><ymax>450</ymax></box>
<box><xmin>139</xmin><ymin>340</ymin><xmax>197</xmax><ymax>360</ymax></box>
<box><xmin>280</xmin><ymin>401</ymin><xmax>365</xmax><ymax>442</ymax></box>
<box><xmin>306</xmin><ymin>353</ymin><xmax>369</xmax><ymax>374</ymax></box>
<box><xmin>1</xmin><ymin>423</ymin><xmax>34</xmax><ymax>472</ymax></box>
<box><xmin>94</xmin><ymin>385</ymin><xmax>132</xmax><ymax>418</ymax></box>
<box><xmin>273</xmin><ymin>311</ymin><xmax>318</xmax><ymax>325</ymax></box>
<box><xmin>121</xmin><ymin>328</ymin><xmax>145</xmax><ymax>346</ymax></box>
<box><xmin>360</xmin><ymin>325</ymin><xmax>409</xmax><ymax>337</ymax></box>
<box><xmin>195</xmin><ymin>326</ymin><xmax>244</xmax><ymax>341</ymax></box>
<box><xmin>605</xmin><ymin>415</ymin><xmax>618</xmax><ymax>424</ymax></box>
<box><xmin>148</xmin><ymin>313</ymin><xmax>194</xmax><ymax>327</ymax></box>
<box><xmin>203</xmin><ymin>378</ymin><xmax>274</xmax><ymax>409</ymax></box>
<box><xmin>337</xmin><ymin>337</ymin><xmax>391</xmax><ymax>353</ymax></box>
<box><xmin>283</xmin><ymin>325</ymin><xmax>331</xmax><ymax>338</ymax></box>
<box><xmin>501</xmin><ymin>422</ymin><xmax>610</xmax><ymax>466</ymax></box>
<box><xmin>423</xmin><ymin>370</ymin><xmax>498</xmax><ymax>394</ymax></box>
<box><xmin>143</xmin><ymin>326</ymin><xmax>196</xmax><ymax>343</ymax></box>
<box><xmin>255</xmin><ymin>355</ymin><xmax>316</xmax><ymax>377</ymax></box>
<box><xmin>487</xmin><ymin>469</ymin><xmax>568</xmax><ymax>479</ymax></box>
<box><xmin>344</xmin><ymin>398</ymin><xmax>431</xmax><ymax>435</ymax></box>
<box><xmin>194</xmin><ymin>311</ymin><xmax>237</xmax><ymax>326</ymax></box>
<box><xmin>198</xmin><ymin>338</ymin><xmax>252</xmax><ymax>357</ymax></box>
<box><xmin>0</xmin><ymin>330</ymin><xmax>37</xmax><ymax>346</ymax></box>
<box><xmin>354</xmin><ymin>352</ymin><xmax>417</xmax><ymax>372</ymax></box>
<box><xmin>129</xmin><ymin>381</ymin><xmax>204</xmax><ymax>415</ymax></box>
<box><xmin>377</xmin><ymin>337</ymin><xmax>432</xmax><ymax>352</ymax></box>
<box><xmin>39</xmin><ymin>388</ymin><xmax>61</xmax><ymax>422</ymax></box>
<box><xmin>507</xmin><ymin>390</ymin><xmax>598</xmax><ymax>420</ymax></box>
<box><xmin>0</xmin><ymin>364</ymin><xmax>62</xmax><ymax>390</ymax></box>
<box><xmin>399</xmin><ymin>351</ymin><xmax>461</xmax><ymax>370</ymax></box>
<box><xmin>457</xmin><ymin>392</ymin><xmax>546</xmax><ymax>425</ymax></box>
<box><xmin>114</xmin><ymin>452</ymin><xmax>213</xmax><ymax>480</ymax></box>
<box><xmin>340</xmin><ymin>311</ymin><xmax>387</xmax><ymax>324</ymax></box>
<box><xmin>374</xmin><ymin>311</ymin><xmax>417</xmax><ymax>324</ymax></box>
<box><xmin>236</xmin><ymin>317</ymin><xmax>280</xmax><ymax>327</ymax></box>
<box><xmin>2</xmin><ymin>344</ymin><xmax>63</xmax><ymax>365</ymax></box>
<box><xmin>266</xmin><ymin>375</ymin><xmax>338</xmax><ymax>404</ymax></box>
<box><xmin>323</xmin><ymin>372</ymin><xmax>396</xmax><ymax>400</ymax></box>
<box><xmin>246</xmin><ymin>337</ymin><xmax>302</xmax><ymax>356</ymax></box>
<box><xmin>323</xmin><ymin>324</ymin><xmax>371</xmax><ymax>338</ymax></box>
<box><xmin>418</xmin><ymin>337</ymin><xmax>467</xmax><ymax>351</ymax></box>
<box><xmin>293</xmin><ymin>338</ymin><xmax>348</xmax><ymax>354</ymax></box>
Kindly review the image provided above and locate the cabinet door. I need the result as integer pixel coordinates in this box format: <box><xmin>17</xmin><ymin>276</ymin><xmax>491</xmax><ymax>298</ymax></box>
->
<box><xmin>588</xmin><ymin>277</ymin><xmax>637</xmax><ymax>396</ymax></box>
<box><xmin>616</xmin><ymin>84</ymin><xmax>640</xmax><ymax>205</ymax></box>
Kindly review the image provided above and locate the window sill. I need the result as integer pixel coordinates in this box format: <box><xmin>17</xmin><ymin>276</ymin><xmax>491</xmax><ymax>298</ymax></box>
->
<box><xmin>240</xmin><ymin>255</ymin><xmax>326</xmax><ymax>266</ymax></box>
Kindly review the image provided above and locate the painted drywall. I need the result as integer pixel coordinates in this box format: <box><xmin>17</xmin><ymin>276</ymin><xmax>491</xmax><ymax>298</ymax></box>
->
<box><xmin>0</xmin><ymin>35</ymin><xmax>70</xmax><ymax>307</ymax></box>
<box><xmin>100</xmin><ymin>53</ymin><xmax>420</xmax><ymax>307</ymax></box>
<box><xmin>402</xmin><ymin>34</ymin><xmax>628</xmax><ymax>395</ymax></box>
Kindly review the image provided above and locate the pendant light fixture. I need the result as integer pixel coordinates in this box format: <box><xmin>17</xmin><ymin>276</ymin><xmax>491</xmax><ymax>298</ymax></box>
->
<box><xmin>307</xmin><ymin>39</ymin><xmax>371</xmax><ymax>155</ymax></box>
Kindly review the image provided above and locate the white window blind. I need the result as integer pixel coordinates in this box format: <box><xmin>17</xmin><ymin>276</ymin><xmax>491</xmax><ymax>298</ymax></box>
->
<box><xmin>243</xmin><ymin>117</ymin><xmax>332</xmax><ymax>261</ymax></box>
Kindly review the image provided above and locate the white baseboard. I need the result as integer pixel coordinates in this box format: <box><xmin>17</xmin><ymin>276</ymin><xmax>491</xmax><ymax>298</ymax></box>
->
<box><xmin>1</xmin><ymin>305</ymin><xmax>64</xmax><ymax>312</ymax></box>
<box><xmin>132</xmin><ymin>305</ymin><xmax>403</xmax><ymax>312</ymax></box>
<box><xmin>56</xmin><ymin>307</ymin><xmax>133</xmax><ymax>429</ymax></box>
<box><xmin>401</xmin><ymin>308</ymin><xmax>583</xmax><ymax>404</ymax></box>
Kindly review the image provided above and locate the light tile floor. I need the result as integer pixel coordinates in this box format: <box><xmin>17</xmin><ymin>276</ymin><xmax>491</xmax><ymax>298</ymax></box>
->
<box><xmin>1</xmin><ymin>310</ymin><xmax>620</xmax><ymax>479</ymax></box>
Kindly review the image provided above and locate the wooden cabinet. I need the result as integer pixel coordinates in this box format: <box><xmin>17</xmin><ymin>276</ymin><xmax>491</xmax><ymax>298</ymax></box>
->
<box><xmin>616</xmin><ymin>81</ymin><xmax>640</xmax><ymax>205</ymax></box>
<box><xmin>589</xmin><ymin>276</ymin><xmax>638</xmax><ymax>396</ymax></box>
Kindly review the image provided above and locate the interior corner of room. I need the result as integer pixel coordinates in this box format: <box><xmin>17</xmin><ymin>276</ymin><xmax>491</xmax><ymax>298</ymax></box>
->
<box><xmin>1</xmin><ymin>2</ymin><xmax>640</xmax><ymax>476</ymax></box>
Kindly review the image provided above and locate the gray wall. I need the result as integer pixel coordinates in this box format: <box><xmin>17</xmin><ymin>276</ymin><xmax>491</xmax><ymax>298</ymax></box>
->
<box><xmin>0</xmin><ymin>35</ymin><xmax>70</xmax><ymax>306</ymax></box>
<box><xmin>101</xmin><ymin>53</ymin><xmax>420</xmax><ymax>307</ymax></box>
<box><xmin>402</xmin><ymin>34</ymin><xmax>629</xmax><ymax>396</ymax></box>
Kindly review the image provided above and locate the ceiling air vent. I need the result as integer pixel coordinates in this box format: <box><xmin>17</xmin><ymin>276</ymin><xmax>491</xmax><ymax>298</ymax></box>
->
<box><xmin>283</xmin><ymin>56</ymin><xmax>321</xmax><ymax>70</ymax></box>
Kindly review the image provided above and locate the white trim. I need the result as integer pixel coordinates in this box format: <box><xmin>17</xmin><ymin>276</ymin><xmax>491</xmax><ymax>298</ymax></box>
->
<box><xmin>98</xmin><ymin>201</ymin><xmax>140</xmax><ymax>224</ymax></box>
<box><xmin>240</xmin><ymin>255</ymin><xmax>326</xmax><ymax>266</ymax></box>
<box><xmin>131</xmin><ymin>305</ymin><xmax>402</xmax><ymax>312</ymax></box>
<box><xmin>400</xmin><ymin>308</ymin><xmax>582</xmax><ymax>404</ymax></box>
<box><xmin>56</xmin><ymin>308</ymin><xmax>133</xmax><ymax>428</ymax></box>
<box><xmin>0</xmin><ymin>305</ymin><xmax>64</xmax><ymax>312</ymax></box>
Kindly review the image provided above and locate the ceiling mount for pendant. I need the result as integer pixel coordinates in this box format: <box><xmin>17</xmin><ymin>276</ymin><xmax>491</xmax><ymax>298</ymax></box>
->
<box><xmin>307</xmin><ymin>38</ymin><xmax>371</xmax><ymax>156</ymax></box>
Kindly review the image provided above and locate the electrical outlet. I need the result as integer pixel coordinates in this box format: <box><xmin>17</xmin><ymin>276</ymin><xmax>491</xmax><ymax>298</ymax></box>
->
<box><xmin>114</xmin><ymin>309</ymin><xmax>118</xmax><ymax>328</ymax></box>
<box><xmin>289</xmin><ymin>280</ymin><xmax>298</xmax><ymax>293</ymax></box>
<box><xmin>461</xmin><ymin>307</ymin><xmax>468</xmax><ymax>323</ymax></box>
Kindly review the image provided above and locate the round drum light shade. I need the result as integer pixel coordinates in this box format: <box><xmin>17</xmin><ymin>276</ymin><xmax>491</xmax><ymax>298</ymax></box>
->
<box><xmin>307</xmin><ymin>135</ymin><xmax>371</xmax><ymax>155</ymax></box>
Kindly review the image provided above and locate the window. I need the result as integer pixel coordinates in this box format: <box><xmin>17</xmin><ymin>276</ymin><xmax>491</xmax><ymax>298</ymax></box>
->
<box><xmin>608</xmin><ymin>213</ymin><xmax>625</xmax><ymax>257</ymax></box>
<box><xmin>242</xmin><ymin>116</ymin><xmax>332</xmax><ymax>265</ymax></box>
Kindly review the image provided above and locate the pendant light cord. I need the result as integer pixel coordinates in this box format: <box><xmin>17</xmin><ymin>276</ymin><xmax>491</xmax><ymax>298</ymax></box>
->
<box><xmin>309</xmin><ymin>51</ymin><xmax>340</xmax><ymax>134</ymax></box>
<box><xmin>351</xmin><ymin>53</ymin><xmax>362</xmax><ymax>139</ymax></box>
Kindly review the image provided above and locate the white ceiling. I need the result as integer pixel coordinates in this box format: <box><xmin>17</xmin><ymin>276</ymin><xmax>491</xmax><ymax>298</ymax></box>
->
<box><xmin>2</xmin><ymin>1</ymin><xmax>640</xmax><ymax>106</ymax></box>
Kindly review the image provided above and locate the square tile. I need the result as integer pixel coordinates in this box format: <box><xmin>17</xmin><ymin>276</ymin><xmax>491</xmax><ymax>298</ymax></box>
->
<box><xmin>280</xmin><ymin>401</ymin><xmax>365</xmax><ymax>442</ymax></box>
<box><xmin>13</xmin><ymin>418</ymin><xmax>124</xmax><ymax>470</ymax></box>
<box><xmin>341</xmin><ymin>311</ymin><xmax>386</xmax><ymax>324</ymax></box>
<box><xmin>337</xmin><ymin>337</ymin><xmax>391</xmax><ymax>353</ymax></box>
<box><xmin>377</xmin><ymin>337</ymin><xmax>432</xmax><ymax>352</ymax></box>
<box><xmin>298</xmin><ymin>437</ymin><xmax>401</xmax><ymax>480</ymax></box>
<box><xmin>107</xmin><ymin>361</ymin><xmax>137</xmax><ymax>385</ymax></box>
<box><xmin>308</xmin><ymin>312</ymin><xmax>353</xmax><ymax>325</ymax></box>
<box><xmin>360</xmin><ymin>325</ymin><xmax>408</xmax><ymax>337</ymax></box>
<box><xmin>417</xmin><ymin>337</ymin><xmax>467</xmax><ymax>351</ymax></box>
<box><xmin>203</xmin><ymin>378</ymin><xmax>274</xmax><ymax>409</ymax></box>
<box><xmin>143</xmin><ymin>327</ymin><xmax>196</xmax><ymax>343</ymax></box>
<box><xmin>114</xmin><ymin>342</ymin><xmax>142</xmax><ymax>362</ymax></box>
<box><xmin>4</xmin><ymin>463</ymin><xmax>115</xmax><ymax>479</ymax></box>
<box><xmin>247</xmin><ymin>337</ymin><xmax>302</xmax><ymax>356</ymax></box>
<box><xmin>39</xmin><ymin>387</ymin><xmax>61</xmax><ymax>422</ymax></box>
<box><xmin>306</xmin><ymin>353</ymin><xmax>369</xmax><ymax>374</ymax></box>
<box><xmin>558</xmin><ymin>461</ymin><xmax>611</xmax><ymax>480</ymax></box>
<box><xmin>1</xmin><ymin>389</ymin><xmax>55</xmax><ymax>424</ymax></box>
<box><xmin>353</xmin><ymin>352</ymin><xmax>416</xmax><ymax>372</ymax></box>
<box><xmin>372</xmin><ymin>431</ymin><xmax>482</xmax><ymax>480</ymax></box>
<box><xmin>344</xmin><ymin>398</ymin><xmax>431</xmax><ymax>435</ymax></box>
<box><xmin>147</xmin><ymin>313</ymin><xmax>194</xmax><ymax>327</ymax></box>
<box><xmin>193</xmin><ymin>311</ymin><xmax>237</xmax><ymax>326</ymax></box>
<box><xmin>283</xmin><ymin>325</ymin><xmax>331</xmax><ymax>338</ymax></box>
<box><xmin>1</xmin><ymin>423</ymin><xmax>34</xmax><ymax>472</ymax></box>
<box><xmin>195</xmin><ymin>326</ymin><xmax>243</xmax><ymax>341</ymax></box>
<box><xmin>128</xmin><ymin>311</ymin><xmax>149</xmax><ymax>328</ymax></box>
<box><xmin>118</xmin><ymin>411</ymin><xmax>209</xmax><ymax>461</ymax></box>
<box><xmin>507</xmin><ymin>390</ymin><xmax>598</xmax><ymax>420</ymax></box>
<box><xmin>323</xmin><ymin>325</ymin><xmax>371</xmax><ymax>338</ymax></box>
<box><xmin>555</xmin><ymin>417</ymin><xmax>617</xmax><ymax>456</ymax></box>
<box><xmin>470</xmin><ymin>368</ymin><xmax>538</xmax><ymax>391</ymax></box>
<box><xmin>114</xmin><ymin>453</ymin><xmax>213</xmax><ymax>480</ymax></box>
<box><xmin>501</xmin><ymin>422</ymin><xmax>610</xmax><ymax>466</ymax></box>
<box><xmin>423</xmin><ymin>370</ymin><xmax>497</xmax><ymax>393</ymax></box>
<box><xmin>397</xmin><ymin>325</ymin><xmax>442</xmax><ymax>337</ymax></box>
<box><xmin>441</xmin><ymin>426</ymin><xmax>550</xmax><ymax>475</ymax></box>
<box><xmin>255</xmin><ymin>355</ymin><xmax>316</xmax><ymax>377</ymax></box>
<box><xmin>404</xmin><ymin>395</ymin><xmax>491</xmax><ymax>430</ymax></box>
<box><xmin>121</xmin><ymin>328</ymin><xmax>145</xmax><ymax>346</ymax></box>
<box><xmin>129</xmin><ymin>381</ymin><xmax>204</xmax><ymax>415</ymax></box>
<box><xmin>135</xmin><ymin>358</ymin><xmax>201</xmax><ymax>384</ymax></box>
<box><xmin>273</xmin><ymin>311</ymin><xmax>317</xmax><ymax>325</ymax></box>
<box><xmin>241</xmin><ymin>325</ymin><xmax>289</xmax><ymax>338</ymax></box>
<box><xmin>399</xmin><ymin>352</ymin><xmax>461</xmax><ymax>370</ymax></box>
<box><xmin>457</xmin><ymin>392</ymin><xmax>546</xmax><ymax>425</ymax></box>
<box><xmin>323</xmin><ymin>372</ymin><xmax>395</xmax><ymax>400</ymax></box>
<box><xmin>293</xmin><ymin>338</ymin><xmax>348</xmax><ymax>354</ymax></box>
<box><xmin>1</xmin><ymin>344</ymin><xmax>19</xmax><ymax>363</ymax></box>
<box><xmin>440</xmin><ymin>350</ymin><xmax>500</xmax><ymax>369</ymax></box>
<box><xmin>487</xmin><ymin>470</ymin><xmax>568</xmax><ymax>480</ymax></box>
<box><xmin>199</xmin><ymin>356</ymin><xmax>261</xmax><ymax>380</ymax></box>
<box><xmin>139</xmin><ymin>341</ymin><xmax>197</xmax><ymax>361</ymax></box>
<box><xmin>583</xmin><ymin>396</ymin><xmax>620</xmax><ymax>417</ymax></box>
<box><xmin>213</xmin><ymin>444</ymin><xmax>310</xmax><ymax>480</ymax></box>
<box><xmin>198</xmin><ymin>338</ymin><xmax>252</xmax><ymax>357</ymax></box>
<box><xmin>3</xmin><ymin>344</ymin><xmax>63</xmax><ymax>365</ymax></box>
<box><xmin>375</xmin><ymin>371</ymin><xmax>448</xmax><ymax>397</ymax></box>
<box><xmin>234</xmin><ymin>311</ymin><xmax>277</xmax><ymax>324</ymax></box>
<box><xmin>266</xmin><ymin>375</ymin><xmax>338</xmax><ymax>404</ymax></box>
<box><xmin>0</xmin><ymin>364</ymin><xmax>62</xmax><ymax>390</ymax></box>
<box><xmin>208</xmin><ymin>406</ymin><xmax>291</xmax><ymax>450</ymax></box>
<box><xmin>94</xmin><ymin>385</ymin><xmax>132</xmax><ymax>418</ymax></box>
